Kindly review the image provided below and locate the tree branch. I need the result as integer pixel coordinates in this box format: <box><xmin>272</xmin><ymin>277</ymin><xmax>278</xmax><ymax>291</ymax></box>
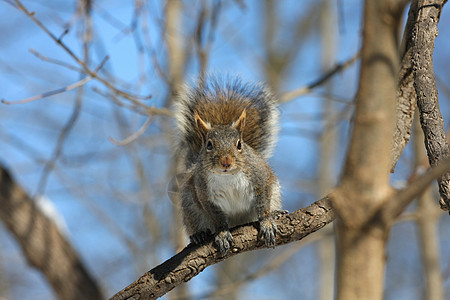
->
<box><xmin>0</xmin><ymin>165</ymin><xmax>104</xmax><ymax>300</ymax></box>
<box><xmin>413</xmin><ymin>114</ymin><xmax>443</xmax><ymax>300</ymax></box>
<box><xmin>1</xmin><ymin>56</ymin><xmax>108</xmax><ymax>105</ymax></box>
<box><xmin>280</xmin><ymin>52</ymin><xmax>360</xmax><ymax>103</ymax></box>
<box><xmin>110</xmin><ymin>196</ymin><xmax>335</xmax><ymax>300</ymax></box>
<box><xmin>391</xmin><ymin>0</ymin><xmax>419</xmax><ymax>172</ymax></box>
<box><xmin>412</xmin><ymin>0</ymin><xmax>450</xmax><ymax>211</ymax></box>
<box><xmin>200</xmin><ymin>227</ymin><xmax>331</xmax><ymax>299</ymax></box>
<box><xmin>12</xmin><ymin>0</ymin><xmax>152</xmax><ymax>106</ymax></box>
<box><xmin>381</xmin><ymin>157</ymin><xmax>450</xmax><ymax>221</ymax></box>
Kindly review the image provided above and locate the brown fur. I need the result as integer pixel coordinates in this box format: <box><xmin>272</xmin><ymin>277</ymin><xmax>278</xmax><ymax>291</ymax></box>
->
<box><xmin>173</xmin><ymin>77</ymin><xmax>282</xmax><ymax>255</ymax></box>
<box><xmin>175</xmin><ymin>77</ymin><xmax>279</xmax><ymax>166</ymax></box>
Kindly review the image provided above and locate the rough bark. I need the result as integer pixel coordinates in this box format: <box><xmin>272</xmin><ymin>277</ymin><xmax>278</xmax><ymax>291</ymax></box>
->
<box><xmin>412</xmin><ymin>0</ymin><xmax>450</xmax><ymax>211</ymax></box>
<box><xmin>110</xmin><ymin>197</ymin><xmax>335</xmax><ymax>300</ymax></box>
<box><xmin>332</xmin><ymin>0</ymin><xmax>402</xmax><ymax>299</ymax></box>
<box><xmin>391</xmin><ymin>0</ymin><xmax>419</xmax><ymax>172</ymax></box>
<box><xmin>0</xmin><ymin>166</ymin><xmax>104</xmax><ymax>300</ymax></box>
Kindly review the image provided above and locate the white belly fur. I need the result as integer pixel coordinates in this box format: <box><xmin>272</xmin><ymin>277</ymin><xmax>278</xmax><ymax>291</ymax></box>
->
<box><xmin>207</xmin><ymin>171</ymin><xmax>255</xmax><ymax>219</ymax></box>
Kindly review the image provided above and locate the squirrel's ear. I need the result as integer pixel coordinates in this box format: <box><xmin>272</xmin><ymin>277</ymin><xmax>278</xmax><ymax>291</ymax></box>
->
<box><xmin>195</xmin><ymin>112</ymin><xmax>211</xmax><ymax>137</ymax></box>
<box><xmin>233</xmin><ymin>108</ymin><xmax>246</xmax><ymax>133</ymax></box>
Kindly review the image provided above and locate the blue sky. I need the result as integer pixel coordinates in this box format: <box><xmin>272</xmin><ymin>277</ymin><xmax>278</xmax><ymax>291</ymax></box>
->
<box><xmin>0</xmin><ymin>1</ymin><xmax>449</xmax><ymax>299</ymax></box>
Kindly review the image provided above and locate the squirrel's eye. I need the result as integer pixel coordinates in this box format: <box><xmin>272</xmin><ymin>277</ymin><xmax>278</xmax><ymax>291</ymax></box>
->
<box><xmin>206</xmin><ymin>140</ymin><xmax>213</xmax><ymax>151</ymax></box>
<box><xmin>236</xmin><ymin>139</ymin><xmax>242</xmax><ymax>151</ymax></box>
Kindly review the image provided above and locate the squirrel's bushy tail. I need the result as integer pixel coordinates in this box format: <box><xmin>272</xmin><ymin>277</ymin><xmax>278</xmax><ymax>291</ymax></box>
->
<box><xmin>174</xmin><ymin>76</ymin><xmax>280</xmax><ymax>162</ymax></box>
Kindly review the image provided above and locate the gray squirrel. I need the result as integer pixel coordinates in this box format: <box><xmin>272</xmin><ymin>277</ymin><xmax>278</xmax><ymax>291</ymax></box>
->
<box><xmin>174</xmin><ymin>77</ymin><xmax>282</xmax><ymax>255</ymax></box>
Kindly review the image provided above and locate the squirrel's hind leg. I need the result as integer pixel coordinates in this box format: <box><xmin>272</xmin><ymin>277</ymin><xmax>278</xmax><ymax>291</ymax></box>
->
<box><xmin>181</xmin><ymin>184</ymin><xmax>215</xmax><ymax>245</ymax></box>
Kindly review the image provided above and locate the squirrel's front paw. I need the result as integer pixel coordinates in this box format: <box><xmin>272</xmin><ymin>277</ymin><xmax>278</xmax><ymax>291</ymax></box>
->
<box><xmin>215</xmin><ymin>230</ymin><xmax>234</xmax><ymax>256</ymax></box>
<box><xmin>258</xmin><ymin>217</ymin><xmax>277</xmax><ymax>248</ymax></box>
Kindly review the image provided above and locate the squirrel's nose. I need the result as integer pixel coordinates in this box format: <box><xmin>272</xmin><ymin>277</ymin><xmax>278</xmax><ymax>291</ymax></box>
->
<box><xmin>220</xmin><ymin>155</ymin><xmax>232</xmax><ymax>169</ymax></box>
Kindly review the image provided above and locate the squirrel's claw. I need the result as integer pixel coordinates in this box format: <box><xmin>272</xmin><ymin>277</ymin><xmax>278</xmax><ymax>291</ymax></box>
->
<box><xmin>215</xmin><ymin>230</ymin><xmax>234</xmax><ymax>256</ymax></box>
<box><xmin>190</xmin><ymin>230</ymin><xmax>212</xmax><ymax>245</ymax></box>
<box><xmin>258</xmin><ymin>217</ymin><xmax>277</xmax><ymax>248</ymax></box>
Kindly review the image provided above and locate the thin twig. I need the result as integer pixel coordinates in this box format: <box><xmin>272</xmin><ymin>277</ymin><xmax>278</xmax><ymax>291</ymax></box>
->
<box><xmin>139</xmin><ymin>3</ymin><xmax>170</xmax><ymax>85</ymax></box>
<box><xmin>34</xmin><ymin>3</ymin><xmax>94</xmax><ymax>196</ymax></box>
<box><xmin>2</xmin><ymin>56</ymin><xmax>108</xmax><ymax>105</ymax></box>
<box><xmin>92</xmin><ymin>87</ymin><xmax>173</xmax><ymax>117</ymax></box>
<box><xmin>2</xmin><ymin>76</ymin><xmax>92</xmax><ymax>105</ymax></box>
<box><xmin>29</xmin><ymin>48</ymin><xmax>83</xmax><ymax>73</ymax></box>
<box><xmin>12</xmin><ymin>0</ymin><xmax>152</xmax><ymax>105</ymax></box>
<box><xmin>193</xmin><ymin>0</ymin><xmax>221</xmax><ymax>78</ymax></box>
<box><xmin>280</xmin><ymin>51</ymin><xmax>360</xmax><ymax>102</ymax></box>
<box><xmin>109</xmin><ymin>116</ymin><xmax>154</xmax><ymax>146</ymax></box>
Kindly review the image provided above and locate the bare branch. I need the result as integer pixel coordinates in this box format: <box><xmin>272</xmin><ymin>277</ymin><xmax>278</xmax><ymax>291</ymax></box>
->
<box><xmin>12</xmin><ymin>0</ymin><xmax>152</xmax><ymax>105</ymax></box>
<box><xmin>92</xmin><ymin>88</ymin><xmax>173</xmax><ymax>117</ymax></box>
<box><xmin>1</xmin><ymin>76</ymin><xmax>92</xmax><ymax>105</ymax></box>
<box><xmin>391</xmin><ymin>0</ymin><xmax>419</xmax><ymax>172</ymax></box>
<box><xmin>382</xmin><ymin>158</ymin><xmax>450</xmax><ymax>221</ymax></box>
<box><xmin>34</xmin><ymin>0</ymin><xmax>98</xmax><ymax>197</ymax></box>
<box><xmin>109</xmin><ymin>116</ymin><xmax>154</xmax><ymax>146</ymax></box>
<box><xmin>0</xmin><ymin>165</ymin><xmax>104</xmax><ymax>300</ymax></box>
<box><xmin>412</xmin><ymin>0</ymin><xmax>450</xmax><ymax>211</ymax></box>
<box><xmin>29</xmin><ymin>48</ymin><xmax>84</xmax><ymax>73</ymax></box>
<box><xmin>412</xmin><ymin>114</ymin><xmax>444</xmax><ymax>300</ymax></box>
<box><xmin>200</xmin><ymin>227</ymin><xmax>331</xmax><ymax>299</ymax></box>
<box><xmin>280</xmin><ymin>52</ymin><xmax>360</xmax><ymax>103</ymax></box>
<box><xmin>110</xmin><ymin>197</ymin><xmax>335</xmax><ymax>300</ymax></box>
<box><xmin>193</xmin><ymin>0</ymin><xmax>221</xmax><ymax>78</ymax></box>
<box><xmin>1</xmin><ymin>55</ymin><xmax>108</xmax><ymax>105</ymax></box>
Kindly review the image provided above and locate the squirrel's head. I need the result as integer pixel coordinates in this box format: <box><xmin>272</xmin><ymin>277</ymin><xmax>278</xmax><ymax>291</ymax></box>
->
<box><xmin>195</xmin><ymin>109</ymin><xmax>246</xmax><ymax>174</ymax></box>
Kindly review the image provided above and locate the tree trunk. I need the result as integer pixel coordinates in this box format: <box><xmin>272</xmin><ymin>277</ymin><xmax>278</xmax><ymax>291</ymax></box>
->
<box><xmin>336</xmin><ymin>225</ymin><xmax>386</xmax><ymax>300</ymax></box>
<box><xmin>332</xmin><ymin>0</ymin><xmax>402</xmax><ymax>299</ymax></box>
